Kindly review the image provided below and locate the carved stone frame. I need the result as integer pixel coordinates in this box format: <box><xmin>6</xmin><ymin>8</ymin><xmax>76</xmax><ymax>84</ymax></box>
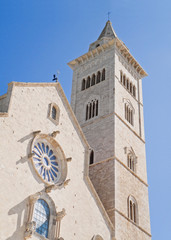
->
<box><xmin>30</xmin><ymin>133</ymin><xmax>68</xmax><ymax>186</ymax></box>
<box><xmin>48</xmin><ymin>103</ymin><xmax>60</xmax><ymax>125</ymax></box>
<box><xmin>25</xmin><ymin>192</ymin><xmax>66</xmax><ymax>240</ymax></box>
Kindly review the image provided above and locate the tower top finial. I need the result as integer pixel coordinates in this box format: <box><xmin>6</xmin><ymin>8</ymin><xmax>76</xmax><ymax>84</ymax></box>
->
<box><xmin>107</xmin><ymin>12</ymin><xmax>111</xmax><ymax>21</ymax></box>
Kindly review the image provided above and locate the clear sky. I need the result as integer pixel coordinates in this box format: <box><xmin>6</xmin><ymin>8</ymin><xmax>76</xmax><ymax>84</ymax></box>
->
<box><xmin>0</xmin><ymin>0</ymin><xmax>171</xmax><ymax>239</ymax></box>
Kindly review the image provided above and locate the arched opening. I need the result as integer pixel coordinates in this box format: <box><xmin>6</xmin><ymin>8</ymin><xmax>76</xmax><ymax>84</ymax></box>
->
<box><xmin>96</xmin><ymin>100</ymin><xmax>98</xmax><ymax>116</ymax></box>
<box><xmin>123</xmin><ymin>75</ymin><xmax>126</xmax><ymax>86</ymax></box>
<box><xmin>90</xmin><ymin>150</ymin><xmax>94</xmax><ymax>165</ymax></box>
<box><xmin>92</xmin><ymin>101</ymin><xmax>95</xmax><ymax>117</ymax></box>
<box><xmin>33</xmin><ymin>199</ymin><xmax>50</xmax><ymax>238</ymax></box>
<box><xmin>120</xmin><ymin>71</ymin><xmax>123</xmax><ymax>83</ymax></box>
<box><xmin>127</xmin><ymin>153</ymin><xmax>135</xmax><ymax>172</ymax></box>
<box><xmin>130</xmin><ymin>82</ymin><xmax>133</xmax><ymax>94</ymax></box>
<box><xmin>86</xmin><ymin>104</ymin><xmax>89</xmax><ymax>120</ymax></box>
<box><xmin>52</xmin><ymin>106</ymin><xmax>57</xmax><ymax>120</ymax></box>
<box><xmin>128</xmin><ymin>196</ymin><xmax>138</xmax><ymax>224</ymax></box>
<box><xmin>89</xmin><ymin>102</ymin><xmax>92</xmax><ymax>119</ymax></box>
<box><xmin>126</xmin><ymin>78</ymin><xmax>129</xmax><ymax>90</ymax></box>
<box><xmin>133</xmin><ymin>86</ymin><xmax>136</xmax><ymax>97</ymax></box>
<box><xmin>86</xmin><ymin>76</ymin><xmax>90</xmax><ymax>88</ymax></box>
<box><xmin>82</xmin><ymin>79</ymin><xmax>86</xmax><ymax>90</ymax></box>
<box><xmin>96</xmin><ymin>71</ymin><xmax>101</xmax><ymax>84</ymax></box>
<box><xmin>91</xmin><ymin>74</ymin><xmax>95</xmax><ymax>86</ymax></box>
<box><xmin>102</xmin><ymin>68</ymin><xmax>105</xmax><ymax>81</ymax></box>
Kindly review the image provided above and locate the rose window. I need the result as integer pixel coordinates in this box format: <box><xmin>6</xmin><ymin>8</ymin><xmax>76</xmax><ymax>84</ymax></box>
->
<box><xmin>31</xmin><ymin>134</ymin><xmax>67</xmax><ymax>185</ymax></box>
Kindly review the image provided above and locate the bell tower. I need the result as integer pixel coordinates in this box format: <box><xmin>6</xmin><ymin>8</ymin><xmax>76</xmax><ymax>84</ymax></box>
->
<box><xmin>68</xmin><ymin>21</ymin><xmax>151</xmax><ymax>239</ymax></box>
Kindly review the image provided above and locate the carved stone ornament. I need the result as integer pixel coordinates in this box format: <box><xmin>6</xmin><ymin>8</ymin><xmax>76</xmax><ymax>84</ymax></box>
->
<box><xmin>29</xmin><ymin>133</ymin><xmax>67</xmax><ymax>186</ymax></box>
<box><xmin>24</xmin><ymin>221</ymin><xmax>36</xmax><ymax>239</ymax></box>
<box><xmin>92</xmin><ymin>235</ymin><xmax>104</xmax><ymax>240</ymax></box>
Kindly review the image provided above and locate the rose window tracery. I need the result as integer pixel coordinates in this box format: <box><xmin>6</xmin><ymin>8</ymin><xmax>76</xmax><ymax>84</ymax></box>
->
<box><xmin>31</xmin><ymin>134</ymin><xmax>67</xmax><ymax>185</ymax></box>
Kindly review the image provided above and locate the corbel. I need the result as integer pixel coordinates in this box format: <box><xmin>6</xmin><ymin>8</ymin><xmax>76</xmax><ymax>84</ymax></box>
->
<box><xmin>66</xmin><ymin>157</ymin><xmax>72</xmax><ymax>162</ymax></box>
<box><xmin>45</xmin><ymin>179</ymin><xmax>70</xmax><ymax>193</ymax></box>
<box><xmin>51</xmin><ymin>131</ymin><xmax>60</xmax><ymax>138</ymax></box>
<box><xmin>28</xmin><ymin>152</ymin><xmax>35</xmax><ymax>159</ymax></box>
<box><xmin>33</xmin><ymin>130</ymin><xmax>41</xmax><ymax>136</ymax></box>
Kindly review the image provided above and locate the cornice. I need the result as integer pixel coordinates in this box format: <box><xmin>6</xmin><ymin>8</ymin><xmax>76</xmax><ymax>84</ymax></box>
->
<box><xmin>89</xmin><ymin>156</ymin><xmax>148</xmax><ymax>187</ymax></box>
<box><xmin>107</xmin><ymin>208</ymin><xmax>151</xmax><ymax>238</ymax></box>
<box><xmin>8</xmin><ymin>81</ymin><xmax>58</xmax><ymax>87</ymax></box>
<box><xmin>68</xmin><ymin>38</ymin><xmax>147</xmax><ymax>78</ymax></box>
<box><xmin>81</xmin><ymin>111</ymin><xmax>145</xmax><ymax>144</ymax></box>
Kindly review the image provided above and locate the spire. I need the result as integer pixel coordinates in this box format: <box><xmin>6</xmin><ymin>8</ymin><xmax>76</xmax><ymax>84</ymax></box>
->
<box><xmin>88</xmin><ymin>20</ymin><xmax>117</xmax><ymax>51</ymax></box>
<box><xmin>98</xmin><ymin>20</ymin><xmax>117</xmax><ymax>40</ymax></box>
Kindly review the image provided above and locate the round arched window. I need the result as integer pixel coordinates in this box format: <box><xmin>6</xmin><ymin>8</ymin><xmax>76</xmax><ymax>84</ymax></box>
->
<box><xmin>33</xmin><ymin>199</ymin><xmax>50</xmax><ymax>238</ymax></box>
<box><xmin>31</xmin><ymin>134</ymin><xmax>67</xmax><ymax>185</ymax></box>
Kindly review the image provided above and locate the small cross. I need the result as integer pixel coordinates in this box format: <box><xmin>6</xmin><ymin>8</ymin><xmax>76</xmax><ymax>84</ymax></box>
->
<box><xmin>107</xmin><ymin>12</ymin><xmax>111</xmax><ymax>21</ymax></box>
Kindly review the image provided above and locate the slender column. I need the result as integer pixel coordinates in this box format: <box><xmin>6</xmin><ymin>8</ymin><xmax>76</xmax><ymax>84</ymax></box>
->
<box><xmin>54</xmin><ymin>208</ymin><xmax>66</xmax><ymax>240</ymax></box>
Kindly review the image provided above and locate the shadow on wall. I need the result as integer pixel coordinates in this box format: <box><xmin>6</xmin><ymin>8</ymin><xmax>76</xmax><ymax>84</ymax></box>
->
<box><xmin>6</xmin><ymin>198</ymin><xmax>28</xmax><ymax>240</ymax></box>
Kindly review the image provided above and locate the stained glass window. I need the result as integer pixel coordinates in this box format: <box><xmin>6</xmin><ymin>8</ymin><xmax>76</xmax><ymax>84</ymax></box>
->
<box><xmin>33</xmin><ymin>199</ymin><xmax>50</xmax><ymax>238</ymax></box>
<box><xmin>32</xmin><ymin>141</ymin><xmax>60</xmax><ymax>184</ymax></box>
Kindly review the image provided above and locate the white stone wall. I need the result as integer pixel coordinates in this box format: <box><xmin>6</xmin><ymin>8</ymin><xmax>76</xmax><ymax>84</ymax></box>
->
<box><xmin>0</xmin><ymin>83</ymin><xmax>111</xmax><ymax>240</ymax></box>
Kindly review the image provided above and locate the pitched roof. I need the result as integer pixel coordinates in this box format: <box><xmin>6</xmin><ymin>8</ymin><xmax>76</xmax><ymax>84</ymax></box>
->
<box><xmin>98</xmin><ymin>20</ymin><xmax>117</xmax><ymax>40</ymax></box>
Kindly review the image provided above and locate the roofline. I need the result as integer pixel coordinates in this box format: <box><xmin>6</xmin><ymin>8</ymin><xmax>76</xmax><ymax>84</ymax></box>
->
<box><xmin>68</xmin><ymin>38</ymin><xmax>147</xmax><ymax>78</ymax></box>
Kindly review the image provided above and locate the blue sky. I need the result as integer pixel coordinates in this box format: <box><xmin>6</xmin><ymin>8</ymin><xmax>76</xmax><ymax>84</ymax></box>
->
<box><xmin>0</xmin><ymin>0</ymin><xmax>171</xmax><ymax>239</ymax></box>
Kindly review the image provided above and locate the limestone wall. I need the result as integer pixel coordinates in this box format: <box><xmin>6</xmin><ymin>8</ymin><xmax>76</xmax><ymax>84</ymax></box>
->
<box><xmin>0</xmin><ymin>83</ymin><xmax>111</xmax><ymax>240</ymax></box>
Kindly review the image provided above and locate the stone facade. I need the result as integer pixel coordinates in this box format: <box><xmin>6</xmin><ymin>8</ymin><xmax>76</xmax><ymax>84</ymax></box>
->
<box><xmin>69</xmin><ymin>21</ymin><xmax>151</xmax><ymax>239</ymax></box>
<box><xmin>0</xmin><ymin>82</ymin><xmax>113</xmax><ymax>240</ymax></box>
<box><xmin>0</xmin><ymin>21</ymin><xmax>151</xmax><ymax>240</ymax></box>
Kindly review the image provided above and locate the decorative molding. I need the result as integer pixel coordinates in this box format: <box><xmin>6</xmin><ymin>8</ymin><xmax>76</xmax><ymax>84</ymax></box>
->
<box><xmin>24</xmin><ymin>221</ymin><xmax>36</xmax><ymax>239</ymax></box>
<box><xmin>89</xmin><ymin>156</ymin><xmax>148</xmax><ymax>187</ymax></box>
<box><xmin>29</xmin><ymin>133</ymin><xmax>68</xmax><ymax>186</ymax></box>
<box><xmin>115</xmin><ymin>208</ymin><xmax>151</xmax><ymax>237</ymax></box>
<box><xmin>48</xmin><ymin>103</ymin><xmax>60</xmax><ymax>126</ymax></box>
<box><xmin>54</xmin><ymin>208</ymin><xmax>66</xmax><ymax>239</ymax></box>
<box><xmin>51</xmin><ymin>130</ymin><xmax>60</xmax><ymax>138</ymax></box>
<box><xmin>81</xmin><ymin>111</ymin><xmax>145</xmax><ymax>144</ymax></box>
<box><xmin>45</xmin><ymin>179</ymin><xmax>70</xmax><ymax>193</ymax></box>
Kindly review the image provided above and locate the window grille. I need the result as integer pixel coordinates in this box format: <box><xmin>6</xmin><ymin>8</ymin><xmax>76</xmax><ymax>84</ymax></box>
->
<box><xmin>33</xmin><ymin>199</ymin><xmax>50</xmax><ymax>238</ymax></box>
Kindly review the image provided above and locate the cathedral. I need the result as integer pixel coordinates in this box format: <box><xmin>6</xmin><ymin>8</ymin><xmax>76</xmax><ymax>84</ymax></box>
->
<box><xmin>0</xmin><ymin>21</ymin><xmax>151</xmax><ymax>240</ymax></box>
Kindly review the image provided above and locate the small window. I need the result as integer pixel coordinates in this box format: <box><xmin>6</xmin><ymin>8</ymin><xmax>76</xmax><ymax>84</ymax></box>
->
<box><xmin>82</xmin><ymin>79</ymin><xmax>86</xmax><ymax>90</ymax></box>
<box><xmin>33</xmin><ymin>199</ymin><xmax>50</xmax><ymax>238</ymax></box>
<box><xmin>96</xmin><ymin>71</ymin><xmax>101</xmax><ymax>84</ymax></box>
<box><xmin>96</xmin><ymin>100</ymin><xmax>98</xmax><ymax>116</ymax></box>
<box><xmin>126</xmin><ymin>78</ymin><xmax>129</xmax><ymax>90</ymax></box>
<box><xmin>128</xmin><ymin>196</ymin><xmax>138</xmax><ymax>224</ymax></box>
<box><xmin>52</xmin><ymin>106</ymin><xmax>57</xmax><ymax>120</ymax></box>
<box><xmin>85</xmin><ymin>99</ymin><xmax>99</xmax><ymax>121</ymax></box>
<box><xmin>120</xmin><ymin>71</ymin><xmax>123</xmax><ymax>83</ymax></box>
<box><xmin>102</xmin><ymin>68</ymin><xmax>105</xmax><ymax>81</ymax></box>
<box><xmin>124</xmin><ymin>103</ymin><xmax>133</xmax><ymax>126</ymax></box>
<box><xmin>123</xmin><ymin>75</ymin><xmax>126</xmax><ymax>86</ymax></box>
<box><xmin>90</xmin><ymin>150</ymin><xmax>94</xmax><ymax>165</ymax></box>
<box><xmin>25</xmin><ymin>192</ymin><xmax>65</xmax><ymax>239</ymax></box>
<box><xmin>130</xmin><ymin>82</ymin><xmax>133</xmax><ymax>94</ymax></box>
<box><xmin>96</xmin><ymin>44</ymin><xmax>100</xmax><ymax>48</ymax></box>
<box><xmin>91</xmin><ymin>74</ymin><xmax>95</xmax><ymax>86</ymax></box>
<box><xmin>133</xmin><ymin>86</ymin><xmax>136</xmax><ymax>97</ymax></box>
<box><xmin>127</xmin><ymin>153</ymin><xmax>135</xmax><ymax>172</ymax></box>
<box><xmin>86</xmin><ymin>76</ymin><xmax>91</xmax><ymax>88</ymax></box>
<box><xmin>48</xmin><ymin>103</ymin><xmax>60</xmax><ymax>125</ymax></box>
